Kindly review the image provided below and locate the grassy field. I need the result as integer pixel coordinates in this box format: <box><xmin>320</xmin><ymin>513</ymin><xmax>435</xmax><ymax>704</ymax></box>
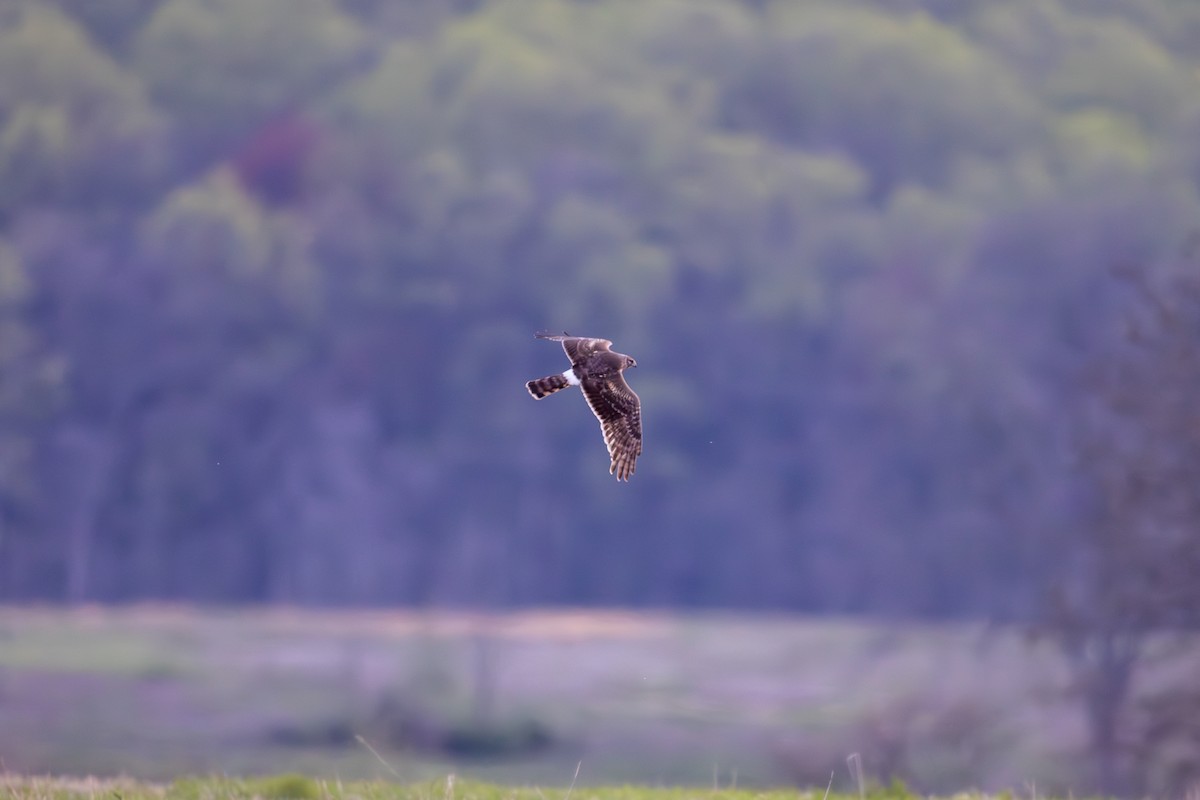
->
<box><xmin>0</xmin><ymin>775</ymin><xmax>1072</xmax><ymax>800</ymax></box>
<box><xmin>0</xmin><ymin>607</ymin><xmax>1088</xmax><ymax>795</ymax></box>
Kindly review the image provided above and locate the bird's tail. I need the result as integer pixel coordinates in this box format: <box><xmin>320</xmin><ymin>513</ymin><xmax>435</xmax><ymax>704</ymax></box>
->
<box><xmin>527</xmin><ymin>373</ymin><xmax>571</xmax><ymax>399</ymax></box>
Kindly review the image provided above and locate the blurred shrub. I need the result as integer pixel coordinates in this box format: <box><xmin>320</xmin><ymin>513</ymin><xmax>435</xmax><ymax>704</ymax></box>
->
<box><xmin>368</xmin><ymin>690</ymin><xmax>557</xmax><ymax>759</ymax></box>
<box><xmin>773</xmin><ymin>690</ymin><xmax>1013</xmax><ymax>794</ymax></box>
<box><xmin>1130</xmin><ymin>679</ymin><xmax>1200</xmax><ymax>798</ymax></box>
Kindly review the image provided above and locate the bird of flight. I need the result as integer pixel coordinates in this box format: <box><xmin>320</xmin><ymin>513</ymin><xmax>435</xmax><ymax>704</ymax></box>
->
<box><xmin>526</xmin><ymin>332</ymin><xmax>643</xmax><ymax>481</ymax></box>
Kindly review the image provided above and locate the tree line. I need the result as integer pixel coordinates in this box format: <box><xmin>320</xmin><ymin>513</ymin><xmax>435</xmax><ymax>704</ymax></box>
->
<box><xmin>0</xmin><ymin>0</ymin><xmax>1198</xmax><ymax>622</ymax></box>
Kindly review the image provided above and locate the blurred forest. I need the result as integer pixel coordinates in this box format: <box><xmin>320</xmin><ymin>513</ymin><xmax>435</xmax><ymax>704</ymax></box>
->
<box><xmin>1</xmin><ymin>0</ymin><xmax>1200</xmax><ymax>614</ymax></box>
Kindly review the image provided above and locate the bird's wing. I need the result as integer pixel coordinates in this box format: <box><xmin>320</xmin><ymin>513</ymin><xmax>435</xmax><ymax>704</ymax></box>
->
<box><xmin>581</xmin><ymin>372</ymin><xmax>642</xmax><ymax>481</ymax></box>
<box><xmin>536</xmin><ymin>332</ymin><xmax>612</xmax><ymax>364</ymax></box>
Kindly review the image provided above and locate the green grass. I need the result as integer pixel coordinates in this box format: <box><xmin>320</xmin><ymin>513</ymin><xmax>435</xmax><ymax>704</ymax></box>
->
<box><xmin>0</xmin><ymin>775</ymin><xmax>1066</xmax><ymax>800</ymax></box>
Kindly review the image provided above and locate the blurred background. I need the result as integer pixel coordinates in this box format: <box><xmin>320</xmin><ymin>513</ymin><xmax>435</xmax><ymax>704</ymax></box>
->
<box><xmin>1</xmin><ymin>0</ymin><xmax>1199</xmax><ymax>796</ymax></box>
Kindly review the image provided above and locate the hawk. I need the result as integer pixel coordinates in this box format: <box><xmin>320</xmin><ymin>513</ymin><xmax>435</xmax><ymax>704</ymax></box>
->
<box><xmin>526</xmin><ymin>332</ymin><xmax>643</xmax><ymax>481</ymax></box>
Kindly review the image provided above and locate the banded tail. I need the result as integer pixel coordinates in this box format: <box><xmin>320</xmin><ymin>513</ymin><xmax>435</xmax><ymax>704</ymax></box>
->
<box><xmin>527</xmin><ymin>368</ymin><xmax>580</xmax><ymax>399</ymax></box>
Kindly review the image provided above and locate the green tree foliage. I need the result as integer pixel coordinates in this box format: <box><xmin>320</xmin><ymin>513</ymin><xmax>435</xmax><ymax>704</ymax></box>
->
<box><xmin>726</xmin><ymin>5</ymin><xmax>1039</xmax><ymax>194</ymax></box>
<box><xmin>0</xmin><ymin>4</ymin><xmax>166</xmax><ymax>215</ymax></box>
<box><xmin>133</xmin><ymin>0</ymin><xmax>366</xmax><ymax>161</ymax></box>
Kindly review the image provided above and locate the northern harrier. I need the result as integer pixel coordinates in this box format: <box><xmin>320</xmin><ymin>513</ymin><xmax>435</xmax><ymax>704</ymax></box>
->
<box><xmin>526</xmin><ymin>332</ymin><xmax>642</xmax><ymax>481</ymax></box>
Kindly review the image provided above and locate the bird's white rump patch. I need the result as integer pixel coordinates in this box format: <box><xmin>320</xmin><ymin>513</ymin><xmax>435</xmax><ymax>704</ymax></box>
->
<box><xmin>562</xmin><ymin>368</ymin><xmax>581</xmax><ymax>386</ymax></box>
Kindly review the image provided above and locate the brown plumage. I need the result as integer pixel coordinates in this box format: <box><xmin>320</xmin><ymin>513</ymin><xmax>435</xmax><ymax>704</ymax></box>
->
<box><xmin>525</xmin><ymin>332</ymin><xmax>643</xmax><ymax>481</ymax></box>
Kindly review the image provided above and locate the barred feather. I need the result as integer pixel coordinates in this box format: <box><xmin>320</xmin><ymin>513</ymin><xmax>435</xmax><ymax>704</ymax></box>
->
<box><xmin>526</xmin><ymin>374</ymin><xmax>570</xmax><ymax>399</ymax></box>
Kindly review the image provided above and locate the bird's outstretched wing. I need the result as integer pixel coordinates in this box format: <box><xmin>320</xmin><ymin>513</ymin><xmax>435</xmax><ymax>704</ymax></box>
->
<box><xmin>581</xmin><ymin>372</ymin><xmax>642</xmax><ymax>481</ymax></box>
<box><xmin>536</xmin><ymin>332</ymin><xmax>612</xmax><ymax>364</ymax></box>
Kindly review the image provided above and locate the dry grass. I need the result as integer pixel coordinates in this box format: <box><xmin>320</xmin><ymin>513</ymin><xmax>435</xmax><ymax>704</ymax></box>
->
<box><xmin>0</xmin><ymin>774</ymin><xmax>1076</xmax><ymax>800</ymax></box>
<box><xmin>0</xmin><ymin>774</ymin><xmax>165</xmax><ymax>799</ymax></box>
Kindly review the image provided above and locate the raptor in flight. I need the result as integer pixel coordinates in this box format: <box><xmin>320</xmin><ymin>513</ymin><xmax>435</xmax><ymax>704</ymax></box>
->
<box><xmin>526</xmin><ymin>333</ymin><xmax>642</xmax><ymax>481</ymax></box>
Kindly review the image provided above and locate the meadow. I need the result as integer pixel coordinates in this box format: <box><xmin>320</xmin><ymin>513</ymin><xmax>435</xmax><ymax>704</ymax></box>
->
<box><xmin>0</xmin><ymin>775</ymin><xmax>1051</xmax><ymax>800</ymax></box>
<box><xmin>0</xmin><ymin>607</ymin><xmax>1085</xmax><ymax>795</ymax></box>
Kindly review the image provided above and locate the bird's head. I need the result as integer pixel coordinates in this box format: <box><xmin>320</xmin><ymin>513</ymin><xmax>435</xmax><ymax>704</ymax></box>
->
<box><xmin>625</xmin><ymin>356</ymin><xmax>638</xmax><ymax>369</ymax></box>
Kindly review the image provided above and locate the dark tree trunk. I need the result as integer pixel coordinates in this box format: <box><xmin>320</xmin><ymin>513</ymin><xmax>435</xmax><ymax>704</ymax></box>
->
<box><xmin>1074</xmin><ymin>633</ymin><xmax>1138</xmax><ymax>796</ymax></box>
